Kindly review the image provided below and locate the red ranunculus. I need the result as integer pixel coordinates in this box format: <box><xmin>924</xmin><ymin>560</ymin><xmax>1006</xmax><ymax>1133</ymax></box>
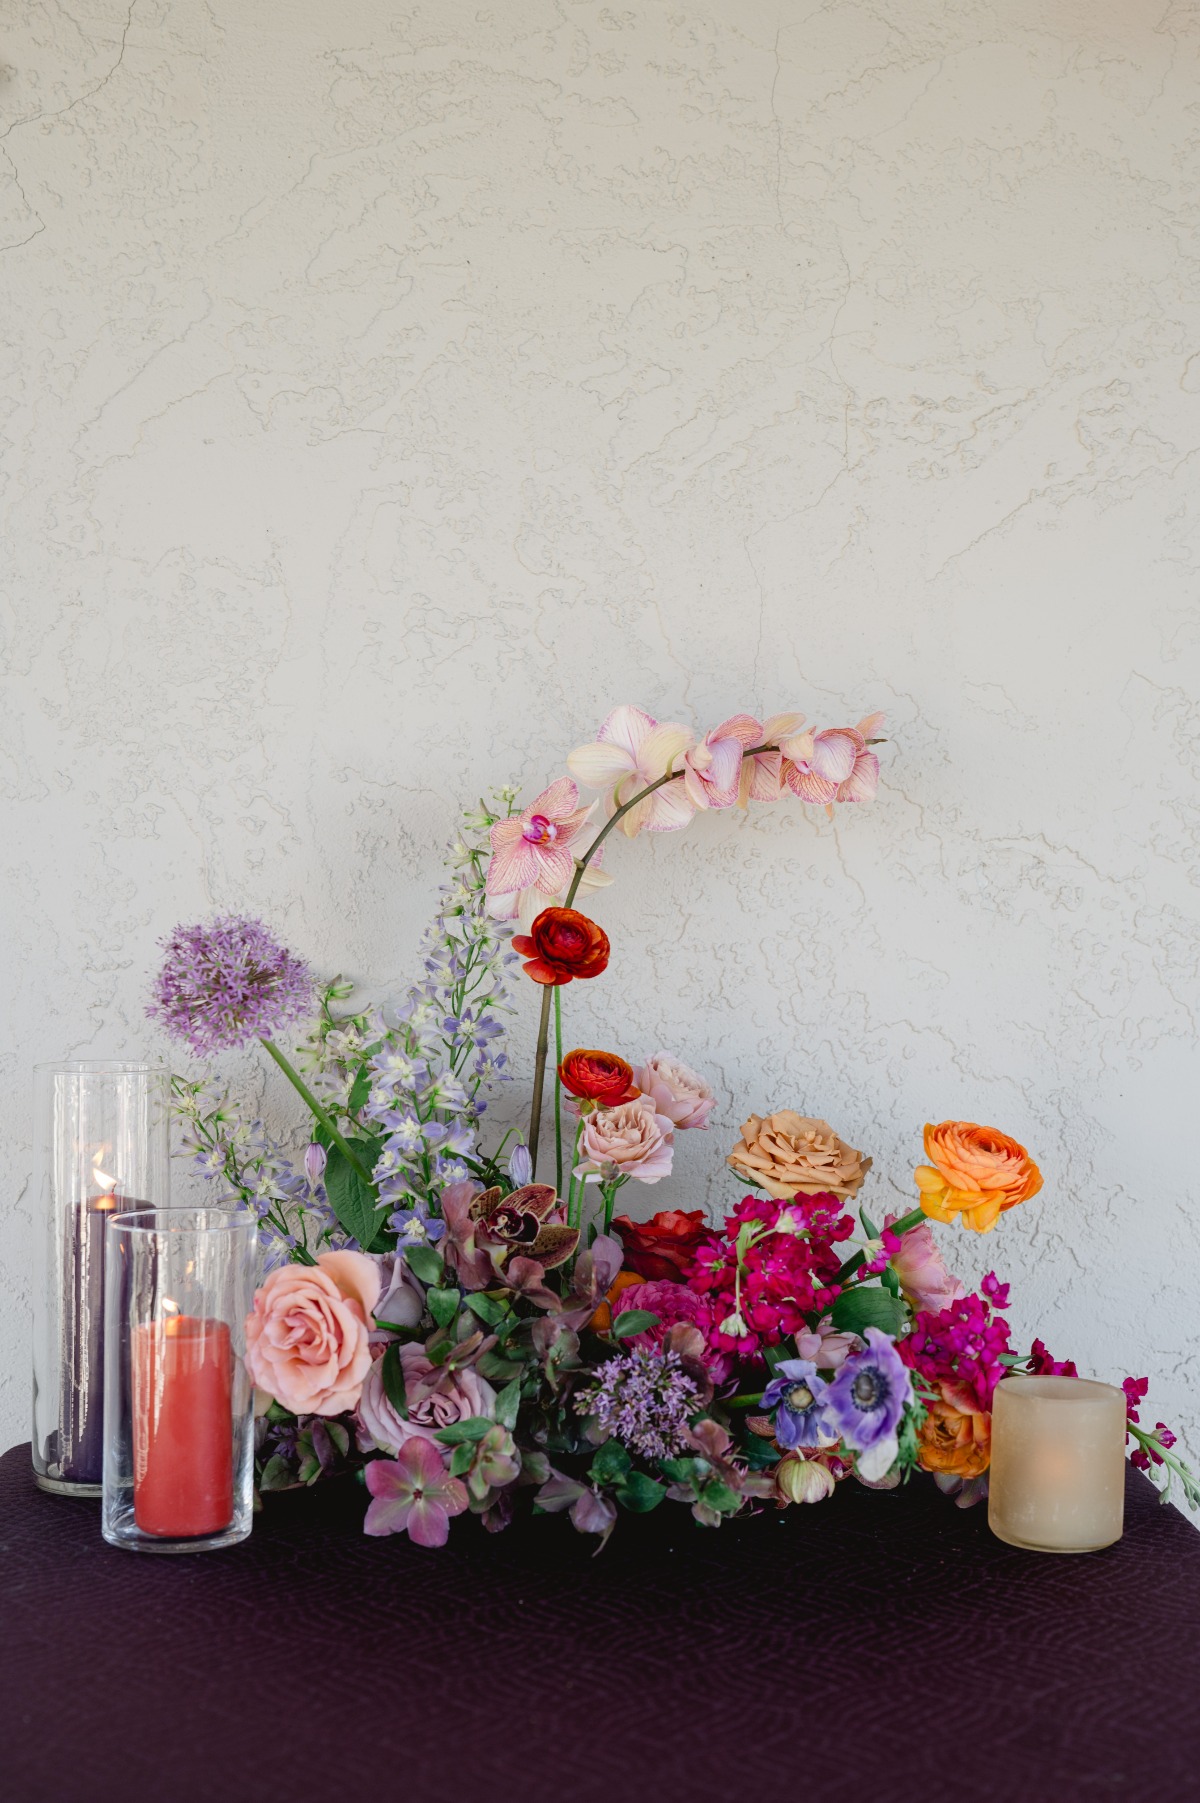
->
<box><xmin>558</xmin><ymin>1047</ymin><xmax>638</xmax><ymax>1105</ymax></box>
<box><xmin>613</xmin><ymin>1208</ymin><xmax>709</xmax><ymax>1283</ymax></box>
<box><xmin>512</xmin><ymin>907</ymin><xmax>610</xmax><ymax>986</ymax></box>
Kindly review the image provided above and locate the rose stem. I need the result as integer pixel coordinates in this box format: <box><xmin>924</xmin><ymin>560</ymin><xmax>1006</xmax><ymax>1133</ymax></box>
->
<box><xmin>553</xmin><ymin>985</ymin><xmax>564</xmax><ymax>1197</ymax></box>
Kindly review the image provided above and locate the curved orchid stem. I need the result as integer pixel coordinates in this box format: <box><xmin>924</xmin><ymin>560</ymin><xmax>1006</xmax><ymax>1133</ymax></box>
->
<box><xmin>528</xmin><ymin>745</ymin><xmax>776</xmax><ymax>1177</ymax></box>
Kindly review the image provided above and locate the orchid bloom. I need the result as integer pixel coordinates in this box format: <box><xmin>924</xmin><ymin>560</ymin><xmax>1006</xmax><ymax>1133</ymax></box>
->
<box><xmin>700</xmin><ymin>711</ymin><xmax>808</xmax><ymax>806</ymax></box>
<box><xmin>486</xmin><ymin>777</ymin><xmax>595</xmax><ymax>899</ymax></box>
<box><xmin>780</xmin><ymin>713</ymin><xmax>884</xmax><ymax>807</ymax></box>
<box><xmin>485</xmin><ymin>848</ymin><xmax>612</xmax><ymax>934</ymax></box>
<box><xmin>681</xmin><ymin>725</ymin><xmax>744</xmax><ymax>811</ymax></box>
<box><xmin>567</xmin><ymin>705</ymin><xmax>696</xmax><ymax>837</ymax></box>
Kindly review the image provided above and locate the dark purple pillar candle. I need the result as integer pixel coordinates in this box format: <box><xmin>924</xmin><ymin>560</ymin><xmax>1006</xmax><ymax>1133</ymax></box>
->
<box><xmin>59</xmin><ymin>1193</ymin><xmax>117</xmax><ymax>1484</ymax></box>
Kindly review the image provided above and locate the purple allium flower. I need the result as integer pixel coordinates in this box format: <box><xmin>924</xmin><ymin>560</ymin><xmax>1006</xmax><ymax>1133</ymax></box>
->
<box><xmin>761</xmin><ymin>1358</ymin><xmax>830</xmax><ymax>1450</ymax></box>
<box><xmin>824</xmin><ymin>1327</ymin><xmax>913</xmax><ymax>1483</ymax></box>
<box><xmin>577</xmin><ymin>1346</ymin><xmax>702</xmax><ymax>1461</ymax></box>
<box><xmin>148</xmin><ymin>914</ymin><xmax>313</xmax><ymax>1054</ymax></box>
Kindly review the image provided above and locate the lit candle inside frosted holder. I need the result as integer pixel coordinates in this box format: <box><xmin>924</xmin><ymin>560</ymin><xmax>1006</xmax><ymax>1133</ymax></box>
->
<box><xmin>988</xmin><ymin>1375</ymin><xmax>1127</xmax><ymax>1554</ymax></box>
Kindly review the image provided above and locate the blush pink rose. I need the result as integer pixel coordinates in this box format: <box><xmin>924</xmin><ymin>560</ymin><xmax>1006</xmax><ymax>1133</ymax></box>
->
<box><xmin>634</xmin><ymin>1053</ymin><xmax>716</xmax><ymax>1131</ymax></box>
<box><xmin>244</xmin><ymin>1250</ymin><xmax>380</xmax><ymax>1417</ymax></box>
<box><xmin>356</xmin><ymin>1343</ymin><xmax>497</xmax><ymax>1457</ymax></box>
<box><xmin>794</xmin><ymin>1315</ymin><xmax>862</xmax><ymax>1371</ymax></box>
<box><xmin>579</xmin><ymin>1096</ymin><xmax>675</xmax><ymax>1184</ymax></box>
<box><xmin>885</xmin><ymin>1214</ymin><xmax>966</xmax><ymax>1315</ymax></box>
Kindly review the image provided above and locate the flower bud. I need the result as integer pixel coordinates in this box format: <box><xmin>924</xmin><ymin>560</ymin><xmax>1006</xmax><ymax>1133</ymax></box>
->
<box><xmin>776</xmin><ymin>1453</ymin><xmax>836</xmax><ymax>1506</ymax></box>
<box><xmin>304</xmin><ymin>1142</ymin><xmax>328</xmax><ymax>1187</ymax></box>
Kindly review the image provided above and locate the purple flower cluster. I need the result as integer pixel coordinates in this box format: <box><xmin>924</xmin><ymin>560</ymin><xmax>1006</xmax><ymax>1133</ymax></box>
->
<box><xmin>149</xmin><ymin>914</ymin><xmax>313</xmax><ymax>1055</ymax></box>
<box><xmin>900</xmin><ymin>1281</ymin><xmax>1012</xmax><ymax>1414</ymax></box>
<box><xmin>579</xmin><ymin>1347</ymin><xmax>702</xmax><ymax>1461</ymax></box>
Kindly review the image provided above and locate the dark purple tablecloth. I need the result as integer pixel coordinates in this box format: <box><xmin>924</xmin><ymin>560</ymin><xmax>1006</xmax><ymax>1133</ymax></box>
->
<box><xmin>2</xmin><ymin>1442</ymin><xmax>1198</xmax><ymax>1802</ymax></box>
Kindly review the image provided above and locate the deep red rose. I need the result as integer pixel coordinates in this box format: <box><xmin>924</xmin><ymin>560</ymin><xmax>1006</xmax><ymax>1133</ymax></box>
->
<box><xmin>512</xmin><ymin>907</ymin><xmax>610</xmax><ymax>986</ymax></box>
<box><xmin>558</xmin><ymin>1047</ymin><xmax>638</xmax><ymax>1105</ymax></box>
<box><xmin>613</xmin><ymin>1208</ymin><xmax>709</xmax><ymax>1283</ymax></box>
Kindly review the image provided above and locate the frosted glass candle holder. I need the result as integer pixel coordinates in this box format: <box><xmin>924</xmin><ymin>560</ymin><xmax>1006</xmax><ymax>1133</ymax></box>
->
<box><xmin>31</xmin><ymin>1061</ymin><xmax>169</xmax><ymax>1497</ymax></box>
<box><xmin>102</xmin><ymin>1209</ymin><xmax>259</xmax><ymax>1554</ymax></box>
<box><xmin>988</xmin><ymin>1375</ymin><xmax>1127</xmax><ymax>1554</ymax></box>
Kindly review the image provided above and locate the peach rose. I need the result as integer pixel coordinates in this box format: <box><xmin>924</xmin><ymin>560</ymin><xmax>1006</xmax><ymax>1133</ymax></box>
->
<box><xmin>634</xmin><ymin>1054</ymin><xmax>716</xmax><ymax>1131</ymax></box>
<box><xmin>580</xmin><ymin>1096</ymin><xmax>675</xmax><ymax>1184</ymax></box>
<box><xmin>244</xmin><ymin>1250</ymin><xmax>380</xmax><ymax>1417</ymax></box>
<box><xmin>916</xmin><ymin>1386</ymin><xmax>991</xmax><ymax>1480</ymax></box>
<box><xmin>915</xmin><ymin>1121</ymin><xmax>1042</xmax><ymax>1235</ymax></box>
<box><xmin>726</xmin><ymin>1111</ymin><xmax>869</xmax><ymax>1200</ymax></box>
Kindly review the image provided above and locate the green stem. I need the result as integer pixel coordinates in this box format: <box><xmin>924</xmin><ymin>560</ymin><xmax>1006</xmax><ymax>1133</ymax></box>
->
<box><xmin>553</xmin><ymin>985</ymin><xmax>564</xmax><ymax>1197</ymax></box>
<box><xmin>835</xmin><ymin>1204</ymin><xmax>925</xmax><ymax>1284</ymax></box>
<box><xmin>527</xmin><ymin>985</ymin><xmax>554</xmax><ymax>1180</ymax></box>
<box><xmin>260</xmin><ymin>1038</ymin><xmax>375</xmax><ymax>1189</ymax></box>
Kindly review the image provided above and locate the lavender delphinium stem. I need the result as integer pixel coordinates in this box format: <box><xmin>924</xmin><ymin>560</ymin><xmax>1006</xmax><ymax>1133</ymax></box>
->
<box><xmin>260</xmin><ymin>1038</ymin><xmax>374</xmax><ymax>1187</ymax></box>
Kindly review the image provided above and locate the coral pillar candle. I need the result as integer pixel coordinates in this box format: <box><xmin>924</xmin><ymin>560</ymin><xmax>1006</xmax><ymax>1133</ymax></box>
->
<box><xmin>988</xmin><ymin>1375</ymin><xmax>1127</xmax><ymax>1554</ymax></box>
<box><xmin>132</xmin><ymin>1310</ymin><xmax>234</xmax><ymax>1537</ymax></box>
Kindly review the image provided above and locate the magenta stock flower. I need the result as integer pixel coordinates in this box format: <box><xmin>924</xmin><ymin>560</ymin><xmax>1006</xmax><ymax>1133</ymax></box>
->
<box><xmin>486</xmin><ymin>777</ymin><xmax>595</xmax><ymax>900</ymax></box>
<box><xmin>363</xmin><ymin>1438</ymin><xmax>470</xmax><ymax>1546</ymax></box>
<box><xmin>148</xmin><ymin>914</ymin><xmax>314</xmax><ymax>1054</ymax></box>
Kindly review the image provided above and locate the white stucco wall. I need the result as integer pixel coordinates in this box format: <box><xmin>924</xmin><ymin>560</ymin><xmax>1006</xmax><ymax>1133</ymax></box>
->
<box><xmin>2</xmin><ymin>1</ymin><xmax>1198</xmax><ymax>1481</ymax></box>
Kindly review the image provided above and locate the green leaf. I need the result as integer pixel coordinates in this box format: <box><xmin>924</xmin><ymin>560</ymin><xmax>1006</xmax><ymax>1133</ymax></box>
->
<box><xmin>428</xmin><ymin>1288</ymin><xmax>461</xmax><ymax>1330</ymax></box>
<box><xmin>346</xmin><ymin>1065</ymin><xmax>373</xmax><ymax>1115</ymax></box>
<box><xmin>324</xmin><ymin>1421</ymin><xmax>350</xmax><ymax>1458</ymax></box>
<box><xmin>830</xmin><ymin>1284</ymin><xmax>908</xmax><ymax>1337</ymax></box>
<box><xmin>323</xmin><ymin>1142</ymin><xmax>383</xmax><ymax>1248</ymax></box>
<box><xmin>590</xmin><ymin>1440</ymin><xmax>632</xmax><ymax>1484</ymax></box>
<box><xmin>434</xmin><ymin>1416</ymin><xmax>493</xmax><ymax>1446</ymax></box>
<box><xmin>494</xmin><ymin>1377</ymin><xmax>522</xmax><ymax>1431</ymax></box>
<box><xmin>476</xmin><ymin>1351</ymin><xmax>526</xmax><ymax>1383</ymax></box>
<box><xmin>381</xmin><ymin>1342</ymin><xmax>408</xmax><ymax>1418</ymax></box>
<box><xmin>699</xmin><ymin>1479</ymin><xmax>740</xmax><ymax>1514</ymax></box>
<box><xmin>258</xmin><ymin>1454</ymin><xmax>293</xmax><ymax>1492</ymax></box>
<box><xmin>611</xmin><ymin>1309</ymin><xmax>661</xmax><ymax>1340</ymax></box>
<box><xmin>616</xmin><ymin>1472</ymin><xmax>665</xmax><ymax>1513</ymax></box>
<box><xmin>449</xmin><ymin>1441</ymin><xmax>475</xmax><ymax>1478</ymax></box>
<box><xmin>404</xmin><ymin>1243</ymin><xmax>445</xmax><ymax>1286</ymax></box>
<box><xmin>858</xmin><ymin>1204</ymin><xmax>879</xmax><ymax>1239</ymax></box>
<box><xmin>464</xmin><ymin>1292</ymin><xmax>508</xmax><ymax>1327</ymax></box>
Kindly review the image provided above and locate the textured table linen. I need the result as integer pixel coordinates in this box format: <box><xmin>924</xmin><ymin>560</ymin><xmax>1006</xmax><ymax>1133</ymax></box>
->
<box><xmin>1</xmin><ymin>1443</ymin><xmax>1197</xmax><ymax>1802</ymax></box>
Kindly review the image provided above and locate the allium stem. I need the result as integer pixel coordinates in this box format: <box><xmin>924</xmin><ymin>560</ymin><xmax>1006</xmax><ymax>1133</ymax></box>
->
<box><xmin>835</xmin><ymin>1204</ymin><xmax>925</xmax><ymax>1283</ymax></box>
<box><xmin>260</xmin><ymin>1038</ymin><xmax>375</xmax><ymax>1189</ymax></box>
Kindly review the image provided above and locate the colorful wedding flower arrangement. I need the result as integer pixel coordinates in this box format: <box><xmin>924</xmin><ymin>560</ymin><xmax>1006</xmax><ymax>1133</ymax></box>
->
<box><xmin>151</xmin><ymin>703</ymin><xmax>1197</xmax><ymax>1546</ymax></box>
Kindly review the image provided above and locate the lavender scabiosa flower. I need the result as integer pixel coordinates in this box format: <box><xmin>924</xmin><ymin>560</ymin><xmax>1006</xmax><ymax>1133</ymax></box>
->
<box><xmin>577</xmin><ymin>1347</ymin><xmax>702</xmax><ymax>1461</ymax></box>
<box><xmin>149</xmin><ymin>914</ymin><xmax>313</xmax><ymax>1055</ymax></box>
<box><xmin>824</xmin><ymin>1327</ymin><xmax>914</xmax><ymax>1483</ymax></box>
<box><xmin>761</xmin><ymin>1359</ymin><xmax>830</xmax><ymax>1450</ymax></box>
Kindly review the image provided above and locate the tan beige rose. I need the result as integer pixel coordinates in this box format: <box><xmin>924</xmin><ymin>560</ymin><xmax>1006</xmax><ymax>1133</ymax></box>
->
<box><xmin>726</xmin><ymin>1111</ymin><xmax>869</xmax><ymax>1200</ymax></box>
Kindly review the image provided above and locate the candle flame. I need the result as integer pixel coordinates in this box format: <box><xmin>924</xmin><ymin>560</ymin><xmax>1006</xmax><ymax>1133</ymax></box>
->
<box><xmin>162</xmin><ymin>1297</ymin><xmax>180</xmax><ymax>1316</ymax></box>
<box><xmin>92</xmin><ymin>1148</ymin><xmax>116</xmax><ymax>1193</ymax></box>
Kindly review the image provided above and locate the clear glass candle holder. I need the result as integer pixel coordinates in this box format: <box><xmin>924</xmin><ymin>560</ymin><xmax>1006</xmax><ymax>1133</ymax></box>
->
<box><xmin>988</xmin><ymin>1374</ymin><xmax>1127</xmax><ymax>1554</ymax></box>
<box><xmin>32</xmin><ymin>1061</ymin><xmax>170</xmax><ymax>1497</ymax></box>
<box><xmin>102</xmin><ymin>1209</ymin><xmax>259</xmax><ymax>1554</ymax></box>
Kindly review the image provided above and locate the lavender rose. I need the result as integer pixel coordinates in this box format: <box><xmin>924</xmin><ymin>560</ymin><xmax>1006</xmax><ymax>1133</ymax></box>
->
<box><xmin>356</xmin><ymin>1344</ymin><xmax>497</xmax><ymax>1457</ymax></box>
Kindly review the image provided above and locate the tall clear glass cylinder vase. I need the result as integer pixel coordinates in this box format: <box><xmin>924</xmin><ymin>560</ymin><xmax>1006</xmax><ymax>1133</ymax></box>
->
<box><xmin>31</xmin><ymin>1061</ymin><xmax>170</xmax><ymax>1496</ymax></box>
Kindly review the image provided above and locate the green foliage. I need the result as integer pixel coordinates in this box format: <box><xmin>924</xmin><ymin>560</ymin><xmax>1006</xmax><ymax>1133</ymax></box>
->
<box><xmin>590</xmin><ymin>1440</ymin><xmax>632</xmax><ymax>1484</ymax></box>
<box><xmin>434</xmin><ymin>1416</ymin><xmax>494</xmax><ymax>1446</ymax></box>
<box><xmin>611</xmin><ymin>1309</ymin><xmax>661</xmax><ymax>1340</ymax></box>
<box><xmin>324</xmin><ymin>1140</ymin><xmax>385</xmax><ymax>1248</ymax></box>
<box><xmin>616</xmin><ymin>1472</ymin><xmax>665</xmax><ymax>1512</ymax></box>
<box><xmin>829</xmin><ymin>1284</ymin><xmax>908</xmax><ymax>1338</ymax></box>
<box><xmin>493</xmin><ymin>1377</ymin><xmax>522</xmax><ymax>1431</ymax></box>
<box><xmin>404</xmin><ymin>1243</ymin><xmax>445</xmax><ymax>1286</ymax></box>
<box><xmin>428</xmin><ymin>1287</ymin><xmax>461</xmax><ymax>1330</ymax></box>
<box><xmin>381</xmin><ymin>1342</ymin><xmax>408</xmax><ymax>1417</ymax></box>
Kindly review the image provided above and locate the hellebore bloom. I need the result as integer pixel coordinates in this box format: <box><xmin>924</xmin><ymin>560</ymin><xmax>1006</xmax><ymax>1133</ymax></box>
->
<box><xmin>485</xmin><ymin>777</ymin><xmax>595</xmax><ymax>900</ymax></box>
<box><xmin>761</xmin><ymin>1359</ymin><xmax>830</xmax><ymax>1450</ymax></box>
<box><xmin>567</xmin><ymin>705</ymin><xmax>696</xmax><ymax>837</ymax></box>
<box><xmin>825</xmin><ymin>1327</ymin><xmax>914</xmax><ymax>1482</ymax></box>
<box><xmin>362</xmin><ymin>1438</ymin><xmax>470</xmax><ymax>1546</ymax></box>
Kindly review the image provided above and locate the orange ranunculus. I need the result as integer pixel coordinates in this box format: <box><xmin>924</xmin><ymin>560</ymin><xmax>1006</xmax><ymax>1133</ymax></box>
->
<box><xmin>917</xmin><ymin>1386</ymin><xmax>992</xmax><ymax>1480</ymax></box>
<box><xmin>914</xmin><ymin>1120</ymin><xmax>1042</xmax><ymax>1234</ymax></box>
<box><xmin>588</xmin><ymin>1269</ymin><xmax>645</xmax><ymax>1333</ymax></box>
<box><xmin>512</xmin><ymin>907</ymin><xmax>610</xmax><ymax>986</ymax></box>
<box><xmin>558</xmin><ymin>1048</ymin><xmax>638</xmax><ymax>1106</ymax></box>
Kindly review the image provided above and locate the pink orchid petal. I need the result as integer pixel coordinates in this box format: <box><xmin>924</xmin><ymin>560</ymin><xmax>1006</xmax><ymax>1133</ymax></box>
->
<box><xmin>638</xmin><ymin>721</ymin><xmax>694</xmax><ymax>780</ymax></box>
<box><xmin>527</xmin><ymin>775</ymin><xmax>581</xmax><ymax>820</ymax></box>
<box><xmin>855</xmin><ymin>711</ymin><xmax>886</xmax><ymax>739</ymax></box>
<box><xmin>809</xmin><ymin>729</ymin><xmax>862</xmax><ymax>784</ymax></box>
<box><xmin>530</xmin><ymin>842</ymin><xmax>577</xmax><ymax>892</ymax></box>
<box><xmin>596</xmin><ymin>704</ymin><xmax>658</xmax><ymax>760</ymax></box>
<box><xmin>746</xmin><ymin>752</ymin><xmax>783</xmax><ymax>802</ymax></box>
<box><xmin>762</xmin><ymin>711</ymin><xmax>807</xmax><ymax>740</ymax></box>
<box><xmin>487</xmin><ymin>833</ymin><xmax>542</xmax><ymax>895</ymax></box>
<box><xmin>785</xmin><ymin>763</ymin><xmax>838</xmax><ymax>805</ymax></box>
<box><xmin>836</xmin><ymin>749</ymin><xmax>880</xmax><ymax>803</ymax></box>
<box><xmin>644</xmin><ymin>781</ymin><xmax>697</xmax><ymax>832</ymax></box>
<box><xmin>710</xmin><ymin>712</ymin><xmax>764</xmax><ymax>748</ymax></box>
<box><xmin>568</xmin><ymin>741</ymin><xmax>635</xmax><ymax>790</ymax></box>
<box><xmin>703</xmin><ymin>735</ymin><xmax>742</xmax><ymax>804</ymax></box>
